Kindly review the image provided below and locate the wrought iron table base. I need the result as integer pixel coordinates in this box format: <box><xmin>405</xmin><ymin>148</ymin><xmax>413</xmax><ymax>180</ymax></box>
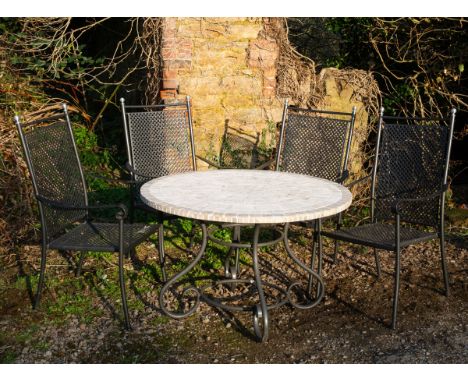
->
<box><xmin>158</xmin><ymin>222</ymin><xmax>325</xmax><ymax>342</ymax></box>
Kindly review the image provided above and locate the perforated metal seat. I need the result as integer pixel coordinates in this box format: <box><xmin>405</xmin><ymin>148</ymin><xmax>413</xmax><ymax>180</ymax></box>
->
<box><xmin>15</xmin><ymin>104</ymin><xmax>159</xmax><ymax>330</ymax></box>
<box><xmin>49</xmin><ymin>222</ymin><xmax>156</xmax><ymax>252</ymax></box>
<box><xmin>324</xmin><ymin>223</ymin><xmax>437</xmax><ymax>251</ymax></box>
<box><xmin>322</xmin><ymin>107</ymin><xmax>457</xmax><ymax>329</ymax></box>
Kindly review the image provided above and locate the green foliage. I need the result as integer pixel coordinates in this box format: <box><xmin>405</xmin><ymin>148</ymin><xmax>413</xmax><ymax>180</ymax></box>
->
<box><xmin>288</xmin><ymin>17</ymin><xmax>373</xmax><ymax>70</ymax></box>
<box><xmin>288</xmin><ymin>17</ymin><xmax>468</xmax><ymax>118</ymax></box>
<box><xmin>0</xmin><ymin>350</ymin><xmax>17</xmax><ymax>364</ymax></box>
<box><xmin>382</xmin><ymin>83</ymin><xmax>418</xmax><ymax>116</ymax></box>
<box><xmin>257</xmin><ymin>120</ymin><xmax>277</xmax><ymax>158</ymax></box>
<box><xmin>73</xmin><ymin>125</ymin><xmax>110</xmax><ymax>169</ymax></box>
<box><xmin>321</xmin><ymin>18</ymin><xmax>373</xmax><ymax>69</ymax></box>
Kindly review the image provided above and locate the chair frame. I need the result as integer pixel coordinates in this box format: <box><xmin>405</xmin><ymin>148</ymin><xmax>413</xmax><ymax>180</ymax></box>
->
<box><xmin>275</xmin><ymin>99</ymin><xmax>357</xmax><ymax>296</ymax></box>
<box><xmin>120</xmin><ymin>95</ymin><xmax>197</xmax><ymax>182</ymax></box>
<box><xmin>15</xmin><ymin>104</ymin><xmax>158</xmax><ymax>330</ymax></box>
<box><xmin>120</xmin><ymin>96</ymin><xmax>197</xmax><ymax>282</ymax></box>
<box><xmin>275</xmin><ymin>99</ymin><xmax>357</xmax><ymax>184</ymax></box>
<box><xmin>322</xmin><ymin>106</ymin><xmax>457</xmax><ymax>329</ymax></box>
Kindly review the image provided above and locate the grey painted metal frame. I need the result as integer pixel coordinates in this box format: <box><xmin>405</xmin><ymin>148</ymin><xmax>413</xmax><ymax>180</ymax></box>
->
<box><xmin>322</xmin><ymin>107</ymin><xmax>457</xmax><ymax>329</ymax></box>
<box><xmin>120</xmin><ymin>96</ymin><xmax>197</xmax><ymax>281</ymax></box>
<box><xmin>275</xmin><ymin>99</ymin><xmax>356</xmax><ymax>295</ymax></box>
<box><xmin>158</xmin><ymin>221</ymin><xmax>324</xmax><ymax>342</ymax></box>
<box><xmin>15</xmin><ymin>104</ymin><xmax>159</xmax><ymax>330</ymax></box>
<box><xmin>276</xmin><ymin>99</ymin><xmax>356</xmax><ymax>184</ymax></box>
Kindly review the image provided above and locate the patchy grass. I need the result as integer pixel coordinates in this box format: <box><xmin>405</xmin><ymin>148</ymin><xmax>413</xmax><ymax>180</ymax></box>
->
<box><xmin>0</xmin><ymin>218</ymin><xmax>467</xmax><ymax>364</ymax></box>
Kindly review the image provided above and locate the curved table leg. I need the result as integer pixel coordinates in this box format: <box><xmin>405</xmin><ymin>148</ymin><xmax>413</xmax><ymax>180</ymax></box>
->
<box><xmin>307</xmin><ymin>220</ymin><xmax>318</xmax><ymax>295</ymax></box>
<box><xmin>251</xmin><ymin>224</ymin><xmax>269</xmax><ymax>342</ymax></box>
<box><xmin>224</xmin><ymin>225</ymin><xmax>241</xmax><ymax>281</ymax></box>
<box><xmin>159</xmin><ymin>222</ymin><xmax>207</xmax><ymax>319</ymax></box>
<box><xmin>283</xmin><ymin>223</ymin><xmax>325</xmax><ymax>309</ymax></box>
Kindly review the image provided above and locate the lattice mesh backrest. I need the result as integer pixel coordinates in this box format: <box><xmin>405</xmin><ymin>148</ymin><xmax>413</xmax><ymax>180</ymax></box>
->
<box><xmin>279</xmin><ymin>109</ymin><xmax>350</xmax><ymax>181</ymax></box>
<box><xmin>23</xmin><ymin>120</ymin><xmax>86</xmax><ymax>239</ymax></box>
<box><xmin>126</xmin><ymin>108</ymin><xmax>193</xmax><ymax>182</ymax></box>
<box><xmin>374</xmin><ymin>123</ymin><xmax>448</xmax><ymax>226</ymax></box>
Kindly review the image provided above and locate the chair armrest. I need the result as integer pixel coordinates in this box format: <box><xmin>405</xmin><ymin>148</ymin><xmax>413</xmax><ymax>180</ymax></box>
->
<box><xmin>254</xmin><ymin>158</ymin><xmax>275</xmax><ymax>170</ymax></box>
<box><xmin>390</xmin><ymin>191</ymin><xmax>443</xmax><ymax>214</ymax></box>
<box><xmin>195</xmin><ymin>155</ymin><xmax>221</xmax><ymax>169</ymax></box>
<box><xmin>125</xmin><ymin>162</ymin><xmax>157</xmax><ymax>180</ymax></box>
<box><xmin>344</xmin><ymin>174</ymin><xmax>371</xmax><ymax>188</ymax></box>
<box><xmin>335</xmin><ymin>170</ymin><xmax>350</xmax><ymax>184</ymax></box>
<box><xmin>86</xmin><ymin>171</ymin><xmax>136</xmax><ymax>185</ymax></box>
<box><xmin>35</xmin><ymin>195</ymin><xmax>128</xmax><ymax>219</ymax></box>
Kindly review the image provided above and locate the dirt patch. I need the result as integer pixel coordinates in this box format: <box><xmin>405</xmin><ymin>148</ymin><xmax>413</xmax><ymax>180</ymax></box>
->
<box><xmin>0</xmin><ymin>225</ymin><xmax>467</xmax><ymax>364</ymax></box>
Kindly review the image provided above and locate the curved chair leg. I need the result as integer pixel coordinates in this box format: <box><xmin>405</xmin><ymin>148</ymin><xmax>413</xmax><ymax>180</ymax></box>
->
<box><xmin>374</xmin><ymin>248</ymin><xmax>381</xmax><ymax>278</ymax></box>
<box><xmin>158</xmin><ymin>224</ymin><xmax>167</xmax><ymax>282</ymax></box>
<box><xmin>76</xmin><ymin>252</ymin><xmax>86</xmax><ymax>277</ymax></box>
<box><xmin>332</xmin><ymin>240</ymin><xmax>339</xmax><ymax>263</ymax></box>
<box><xmin>332</xmin><ymin>214</ymin><xmax>342</xmax><ymax>264</ymax></box>
<box><xmin>118</xmin><ymin>218</ymin><xmax>131</xmax><ymax>330</ymax></box>
<box><xmin>33</xmin><ymin>243</ymin><xmax>48</xmax><ymax>309</ymax></box>
<box><xmin>439</xmin><ymin>230</ymin><xmax>449</xmax><ymax>296</ymax></box>
<box><xmin>118</xmin><ymin>248</ymin><xmax>131</xmax><ymax>330</ymax></box>
<box><xmin>391</xmin><ymin>248</ymin><xmax>401</xmax><ymax>330</ymax></box>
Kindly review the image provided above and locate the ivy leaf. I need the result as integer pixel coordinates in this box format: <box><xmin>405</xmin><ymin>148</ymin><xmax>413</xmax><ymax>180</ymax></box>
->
<box><xmin>459</xmin><ymin>63</ymin><xmax>464</xmax><ymax>73</ymax></box>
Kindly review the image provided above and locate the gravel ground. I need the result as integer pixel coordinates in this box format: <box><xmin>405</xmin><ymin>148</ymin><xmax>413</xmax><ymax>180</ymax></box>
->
<box><xmin>0</xmin><ymin>227</ymin><xmax>467</xmax><ymax>364</ymax></box>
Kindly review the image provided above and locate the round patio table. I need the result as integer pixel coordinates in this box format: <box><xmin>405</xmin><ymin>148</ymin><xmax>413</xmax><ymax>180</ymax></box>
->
<box><xmin>140</xmin><ymin>169</ymin><xmax>352</xmax><ymax>341</ymax></box>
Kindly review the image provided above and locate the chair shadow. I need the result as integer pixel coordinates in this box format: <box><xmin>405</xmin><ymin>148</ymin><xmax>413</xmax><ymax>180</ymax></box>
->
<box><xmin>327</xmin><ymin>285</ymin><xmax>388</xmax><ymax>328</ymax></box>
<box><xmin>209</xmin><ymin>305</ymin><xmax>261</xmax><ymax>342</ymax></box>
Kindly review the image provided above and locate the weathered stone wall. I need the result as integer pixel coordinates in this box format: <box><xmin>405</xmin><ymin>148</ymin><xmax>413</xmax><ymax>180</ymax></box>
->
<box><xmin>159</xmin><ymin>17</ymin><xmax>283</xmax><ymax>168</ymax></box>
<box><xmin>157</xmin><ymin>17</ymin><xmax>379</xmax><ymax>178</ymax></box>
<box><xmin>316</xmin><ymin>68</ymin><xmax>373</xmax><ymax>179</ymax></box>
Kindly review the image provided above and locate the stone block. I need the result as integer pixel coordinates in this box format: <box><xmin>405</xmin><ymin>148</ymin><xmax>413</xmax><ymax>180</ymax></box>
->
<box><xmin>263</xmin><ymin>67</ymin><xmax>277</xmax><ymax>78</ymax></box>
<box><xmin>228</xmin><ymin>24</ymin><xmax>262</xmax><ymax>40</ymax></box>
<box><xmin>221</xmin><ymin>93</ymin><xmax>256</xmax><ymax>109</ymax></box>
<box><xmin>221</xmin><ymin>76</ymin><xmax>262</xmax><ymax>95</ymax></box>
<box><xmin>263</xmin><ymin>77</ymin><xmax>276</xmax><ymax>88</ymax></box>
<box><xmin>247</xmin><ymin>38</ymin><xmax>279</xmax><ymax>69</ymax></box>
<box><xmin>160</xmin><ymin>89</ymin><xmax>177</xmax><ymax>100</ymax></box>
<box><xmin>263</xmin><ymin>86</ymin><xmax>276</xmax><ymax>98</ymax></box>
<box><xmin>178</xmin><ymin>76</ymin><xmax>221</xmax><ymax>95</ymax></box>
<box><xmin>162</xmin><ymin>69</ymin><xmax>178</xmax><ymax>89</ymax></box>
<box><xmin>227</xmin><ymin>107</ymin><xmax>266</xmax><ymax>125</ymax></box>
<box><xmin>164</xmin><ymin>60</ymin><xmax>192</xmax><ymax>70</ymax></box>
<box><xmin>190</xmin><ymin>95</ymin><xmax>220</xmax><ymax>109</ymax></box>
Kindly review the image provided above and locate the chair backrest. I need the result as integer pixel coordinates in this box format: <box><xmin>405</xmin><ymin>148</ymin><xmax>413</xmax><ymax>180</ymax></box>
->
<box><xmin>275</xmin><ymin>100</ymin><xmax>356</xmax><ymax>183</ymax></box>
<box><xmin>120</xmin><ymin>96</ymin><xmax>196</xmax><ymax>182</ymax></box>
<box><xmin>15</xmin><ymin>104</ymin><xmax>88</xmax><ymax>240</ymax></box>
<box><xmin>371</xmin><ymin>108</ymin><xmax>456</xmax><ymax>227</ymax></box>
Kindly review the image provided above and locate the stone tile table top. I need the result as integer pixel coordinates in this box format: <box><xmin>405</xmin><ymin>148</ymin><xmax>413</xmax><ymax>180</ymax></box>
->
<box><xmin>140</xmin><ymin>169</ymin><xmax>352</xmax><ymax>224</ymax></box>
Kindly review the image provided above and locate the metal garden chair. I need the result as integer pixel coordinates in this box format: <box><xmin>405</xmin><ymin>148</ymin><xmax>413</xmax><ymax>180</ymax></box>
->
<box><xmin>321</xmin><ymin>107</ymin><xmax>457</xmax><ymax>329</ymax></box>
<box><xmin>275</xmin><ymin>99</ymin><xmax>356</xmax><ymax>294</ymax></box>
<box><xmin>120</xmin><ymin>96</ymin><xmax>197</xmax><ymax>281</ymax></box>
<box><xmin>15</xmin><ymin>104</ymin><xmax>159</xmax><ymax>330</ymax></box>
